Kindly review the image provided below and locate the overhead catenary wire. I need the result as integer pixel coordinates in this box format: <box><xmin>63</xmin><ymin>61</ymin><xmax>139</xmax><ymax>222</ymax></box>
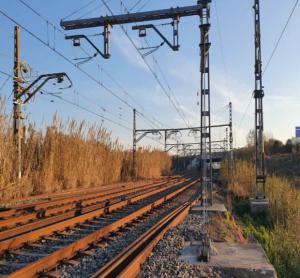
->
<box><xmin>46</xmin><ymin>93</ymin><xmax>165</xmax><ymax>147</ymax></box>
<box><xmin>117</xmin><ymin>0</ymin><xmax>190</xmax><ymax>127</ymax></box>
<box><xmin>128</xmin><ymin>0</ymin><xmax>144</xmax><ymax>12</ymax></box>
<box><xmin>62</xmin><ymin>0</ymin><xmax>97</xmax><ymax>20</ymax></box>
<box><xmin>77</xmin><ymin>1</ymin><xmax>112</xmax><ymax>20</ymax></box>
<box><xmin>0</xmin><ymin>58</ymin><xmax>165</xmax><ymax>147</ymax></box>
<box><xmin>104</xmin><ymin>0</ymin><xmax>190</xmax><ymax>128</ymax></box>
<box><xmin>0</xmin><ymin>8</ymin><xmax>165</xmax><ymax>132</ymax></box>
<box><xmin>43</xmin><ymin>93</ymin><xmax>132</xmax><ymax>131</ymax></box>
<box><xmin>77</xmin><ymin>46</ymin><xmax>163</xmax><ymax>130</ymax></box>
<box><xmin>0</xmin><ymin>68</ymin><xmax>132</xmax><ymax>134</ymax></box>
<box><xmin>263</xmin><ymin>0</ymin><xmax>299</xmax><ymax>75</ymax></box>
<box><xmin>6</xmin><ymin>1</ymin><xmax>218</xmax><ymax>148</ymax></box>
<box><xmin>12</xmin><ymin>71</ymin><xmax>165</xmax><ymax>146</ymax></box>
<box><xmin>17</xmin><ymin>0</ymin><xmax>168</xmax><ymax>131</ymax></box>
<box><xmin>137</xmin><ymin>0</ymin><xmax>152</xmax><ymax>12</ymax></box>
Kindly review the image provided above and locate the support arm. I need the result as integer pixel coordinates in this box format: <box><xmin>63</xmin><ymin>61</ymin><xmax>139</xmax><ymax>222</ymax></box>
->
<box><xmin>60</xmin><ymin>5</ymin><xmax>208</xmax><ymax>30</ymax></box>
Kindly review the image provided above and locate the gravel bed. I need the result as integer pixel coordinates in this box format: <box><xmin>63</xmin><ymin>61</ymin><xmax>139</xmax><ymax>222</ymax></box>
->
<box><xmin>139</xmin><ymin>214</ymin><xmax>227</xmax><ymax>278</ymax></box>
<box><xmin>47</xmin><ymin>185</ymin><xmax>200</xmax><ymax>278</ymax></box>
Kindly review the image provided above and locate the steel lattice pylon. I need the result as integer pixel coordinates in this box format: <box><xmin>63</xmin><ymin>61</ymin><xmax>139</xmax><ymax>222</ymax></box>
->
<box><xmin>200</xmin><ymin>1</ymin><xmax>212</xmax><ymax>208</ymax></box>
<box><xmin>253</xmin><ymin>0</ymin><xmax>266</xmax><ymax>199</ymax></box>
<box><xmin>198</xmin><ymin>0</ymin><xmax>212</xmax><ymax>262</ymax></box>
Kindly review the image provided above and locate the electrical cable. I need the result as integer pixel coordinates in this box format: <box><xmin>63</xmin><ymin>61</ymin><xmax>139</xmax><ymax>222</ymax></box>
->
<box><xmin>119</xmin><ymin>0</ymin><xmax>190</xmax><ymax>127</ymax></box>
<box><xmin>102</xmin><ymin>0</ymin><xmax>190</xmax><ymax>127</ymax></box>
<box><xmin>263</xmin><ymin>0</ymin><xmax>299</xmax><ymax>75</ymax></box>
<box><xmin>43</xmin><ymin>93</ymin><xmax>132</xmax><ymax>131</ymax></box>
<box><xmin>129</xmin><ymin>0</ymin><xmax>144</xmax><ymax>12</ymax></box>
<box><xmin>0</xmin><ymin>9</ymin><xmax>151</xmax><ymax>126</ymax></box>
<box><xmin>1</xmin><ymin>4</ymin><xmax>191</xmax><ymax>148</ymax></box>
<box><xmin>17</xmin><ymin>0</ymin><xmax>167</xmax><ymax>130</ymax></box>
<box><xmin>62</xmin><ymin>0</ymin><xmax>97</xmax><ymax>20</ymax></box>
<box><xmin>137</xmin><ymin>0</ymin><xmax>152</xmax><ymax>12</ymax></box>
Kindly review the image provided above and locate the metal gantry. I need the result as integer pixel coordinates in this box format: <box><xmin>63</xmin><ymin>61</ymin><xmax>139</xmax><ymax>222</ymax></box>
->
<box><xmin>253</xmin><ymin>0</ymin><xmax>266</xmax><ymax>199</ymax></box>
<box><xmin>61</xmin><ymin>0</ymin><xmax>214</xmax><ymax>261</ymax></box>
<box><xmin>133</xmin><ymin>101</ymin><xmax>232</xmax><ymax>187</ymax></box>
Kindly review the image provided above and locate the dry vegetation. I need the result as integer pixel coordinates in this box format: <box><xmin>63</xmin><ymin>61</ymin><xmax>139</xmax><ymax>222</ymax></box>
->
<box><xmin>222</xmin><ymin>159</ymin><xmax>300</xmax><ymax>277</ymax></box>
<box><xmin>0</xmin><ymin>98</ymin><xmax>171</xmax><ymax>201</ymax></box>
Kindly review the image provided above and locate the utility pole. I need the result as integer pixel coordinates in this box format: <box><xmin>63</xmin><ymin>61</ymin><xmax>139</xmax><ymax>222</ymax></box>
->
<box><xmin>132</xmin><ymin>108</ymin><xmax>137</xmax><ymax>180</ymax></box>
<box><xmin>225</xmin><ymin>127</ymin><xmax>230</xmax><ymax>178</ymax></box>
<box><xmin>164</xmin><ymin>130</ymin><xmax>167</xmax><ymax>152</ymax></box>
<box><xmin>13</xmin><ymin>26</ymin><xmax>22</xmax><ymax>180</ymax></box>
<box><xmin>253</xmin><ymin>0</ymin><xmax>266</xmax><ymax>199</ymax></box>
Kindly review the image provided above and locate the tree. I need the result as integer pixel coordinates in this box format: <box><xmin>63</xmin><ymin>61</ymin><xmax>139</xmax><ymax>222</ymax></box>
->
<box><xmin>285</xmin><ymin>139</ymin><xmax>293</xmax><ymax>153</ymax></box>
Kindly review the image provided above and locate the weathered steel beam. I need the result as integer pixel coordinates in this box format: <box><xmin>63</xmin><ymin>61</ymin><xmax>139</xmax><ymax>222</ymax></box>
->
<box><xmin>60</xmin><ymin>4</ymin><xmax>208</xmax><ymax>30</ymax></box>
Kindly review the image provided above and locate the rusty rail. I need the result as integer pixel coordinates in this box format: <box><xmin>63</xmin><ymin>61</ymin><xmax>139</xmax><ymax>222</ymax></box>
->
<box><xmin>0</xmin><ymin>177</ymin><xmax>190</xmax><ymax>253</ymax></box>
<box><xmin>4</xmin><ymin>177</ymin><xmax>197</xmax><ymax>277</ymax></box>
<box><xmin>92</xmin><ymin>198</ymin><xmax>199</xmax><ymax>277</ymax></box>
<box><xmin>0</xmin><ymin>177</ymin><xmax>170</xmax><ymax>220</ymax></box>
<box><xmin>0</xmin><ymin>178</ymin><xmax>179</xmax><ymax>238</ymax></box>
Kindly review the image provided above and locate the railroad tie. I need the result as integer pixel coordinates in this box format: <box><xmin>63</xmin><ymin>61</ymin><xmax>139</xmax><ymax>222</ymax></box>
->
<box><xmin>79</xmin><ymin>250</ymin><xmax>95</xmax><ymax>256</ymax></box>
<box><xmin>63</xmin><ymin>259</ymin><xmax>81</xmax><ymax>267</ymax></box>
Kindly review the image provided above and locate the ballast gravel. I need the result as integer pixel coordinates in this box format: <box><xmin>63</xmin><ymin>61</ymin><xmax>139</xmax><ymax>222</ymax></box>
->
<box><xmin>139</xmin><ymin>214</ymin><xmax>227</xmax><ymax>278</ymax></box>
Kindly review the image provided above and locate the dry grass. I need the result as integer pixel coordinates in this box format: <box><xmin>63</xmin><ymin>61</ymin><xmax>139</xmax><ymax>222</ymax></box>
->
<box><xmin>0</xmin><ymin>98</ymin><xmax>171</xmax><ymax>201</ymax></box>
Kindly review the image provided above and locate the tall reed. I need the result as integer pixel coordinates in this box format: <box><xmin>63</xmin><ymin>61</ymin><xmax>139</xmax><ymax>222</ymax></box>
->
<box><xmin>0</xmin><ymin>98</ymin><xmax>171</xmax><ymax>201</ymax></box>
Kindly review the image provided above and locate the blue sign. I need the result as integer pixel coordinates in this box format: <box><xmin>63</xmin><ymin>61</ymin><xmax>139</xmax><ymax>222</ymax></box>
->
<box><xmin>296</xmin><ymin>127</ymin><xmax>300</xmax><ymax>138</ymax></box>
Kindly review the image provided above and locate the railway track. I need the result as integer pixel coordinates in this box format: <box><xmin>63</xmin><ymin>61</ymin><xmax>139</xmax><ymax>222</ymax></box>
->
<box><xmin>0</xmin><ymin>175</ymin><xmax>198</xmax><ymax>277</ymax></box>
<box><xmin>0</xmin><ymin>177</ymin><xmax>179</xmax><ymax>241</ymax></box>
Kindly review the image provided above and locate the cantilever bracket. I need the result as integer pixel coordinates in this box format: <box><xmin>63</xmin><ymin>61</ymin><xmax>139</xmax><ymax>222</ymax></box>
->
<box><xmin>136</xmin><ymin>131</ymin><xmax>161</xmax><ymax>143</ymax></box>
<box><xmin>166</xmin><ymin>145</ymin><xmax>176</xmax><ymax>153</ymax></box>
<box><xmin>166</xmin><ymin>130</ymin><xmax>181</xmax><ymax>139</ymax></box>
<box><xmin>65</xmin><ymin>27</ymin><xmax>111</xmax><ymax>59</ymax></box>
<box><xmin>132</xmin><ymin>18</ymin><xmax>180</xmax><ymax>51</ymax></box>
<box><xmin>17</xmin><ymin>73</ymin><xmax>72</xmax><ymax>104</ymax></box>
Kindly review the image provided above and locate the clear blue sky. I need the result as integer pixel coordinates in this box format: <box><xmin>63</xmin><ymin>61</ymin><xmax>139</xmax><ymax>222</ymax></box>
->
<box><xmin>0</xmin><ymin>0</ymin><xmax>299</xmax><ymax>150</ymax></box>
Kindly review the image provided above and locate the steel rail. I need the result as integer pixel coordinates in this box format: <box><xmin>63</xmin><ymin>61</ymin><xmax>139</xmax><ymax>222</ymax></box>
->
<box><xmin>5</xmin><ymin>178</ymin><xmax>197</xmax><ymax>277</ymax></box>
<box><xmin>0</xmin><ymin>178</ymin><xmax>181</xmax><ymax>241</ymax></box>
<box><xmin>91</xmin><ymin>199</ymin><xmax>198</xmax><ymax>277</ymax></box>
<box><xmin>0</xmin><ymin>178</ymin><xmax>191</xmax><ymax>253</ymax></box>
<box><xmin>0</xmin><ymin>177</ymin><xmax>168</xmax><ymax>219</ymax></box>
<box><xmin>0</xmin><ymin>177</ymin><xmax>178</xmax><ymax>231</ymax></box>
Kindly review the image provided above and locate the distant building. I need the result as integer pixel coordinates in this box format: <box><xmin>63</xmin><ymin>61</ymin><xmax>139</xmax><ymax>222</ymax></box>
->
<box><xmin>296</xmin><ymin>127</ymin><xmax>300</xmax><ymax>141</ymax></box>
